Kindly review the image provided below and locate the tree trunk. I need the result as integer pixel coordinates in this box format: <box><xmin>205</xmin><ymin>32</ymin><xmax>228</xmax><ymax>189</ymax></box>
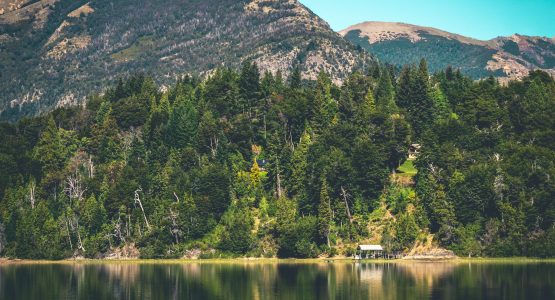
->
<box><xmin>276</xmin><ymin>166</ymin><xmax>283</xmax><ymax>199</ymax></box>
<box><xmin>135</xmin><ymin>188</ymin><xmax>151</xmax><ymax>230</ymax></box>
<box><xmin>341</xmin><ymin>186</ymin><xmax>353</xmax><ymax>224</ymax></box>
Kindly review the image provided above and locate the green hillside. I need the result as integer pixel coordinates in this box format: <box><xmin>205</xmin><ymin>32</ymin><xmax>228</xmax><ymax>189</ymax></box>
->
<box><xmin>1</xmin><ymin>62</ymin><xmax>554</xmax><ymax>259</ymax></box>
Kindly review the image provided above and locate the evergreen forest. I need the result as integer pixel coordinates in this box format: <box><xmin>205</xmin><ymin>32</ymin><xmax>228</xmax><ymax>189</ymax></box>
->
<box><xmin>1</xmin><ymin>60</ymin><xmax>554</xmax><ymax>259</ymax></box>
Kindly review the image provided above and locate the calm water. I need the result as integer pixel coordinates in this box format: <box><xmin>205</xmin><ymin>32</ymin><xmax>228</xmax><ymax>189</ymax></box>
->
<box><xmin>0</xmin><ymin>261</ymin><xmax>554</xmax><ymax>300</ymax></box>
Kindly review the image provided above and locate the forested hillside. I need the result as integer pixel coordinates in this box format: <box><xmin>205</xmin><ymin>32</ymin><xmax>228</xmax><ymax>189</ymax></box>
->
<box><xmin>0</xmin><ymin>61</ymin><xmax>554</xmax><ymax>259</ymax></box>
<box><xmin>341</xmin><ymin>22</ymin><xmax>555</xmax><ymax>81</ymax></box>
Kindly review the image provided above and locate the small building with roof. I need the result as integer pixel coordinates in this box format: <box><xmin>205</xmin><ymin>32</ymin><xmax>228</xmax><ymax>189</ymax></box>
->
<box><xmin>355</xmin><ymin>245</ymin><xmax>384</xmax><ymax>259</ymax></box>
<box><xmin>408</xmin><ymin>144</ymin><xmax>421</xmax><ymax>160</ymax></box>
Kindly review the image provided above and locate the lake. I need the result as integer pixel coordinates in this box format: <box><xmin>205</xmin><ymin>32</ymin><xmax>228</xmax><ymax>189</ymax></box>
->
<box><xmin>0</xmin><ymin>261</ymin><xmax>554</xmax><ymax>299</ymax></box>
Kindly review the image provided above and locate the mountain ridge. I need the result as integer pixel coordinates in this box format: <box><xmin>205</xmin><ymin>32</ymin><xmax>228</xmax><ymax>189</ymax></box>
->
<box><xmin>0</xmin><ymin>0</ymin><xmax>370</xmax><ymax>121</ymax></box>
<box><xmin>340</xmin><ymin>21</ymin><xmax>555</xmax><ymax>81</ymax></box>
<box><xmin>339</xmin><ymin>21</ymin><xmax>489</xmax><ymax>46</ymax></box>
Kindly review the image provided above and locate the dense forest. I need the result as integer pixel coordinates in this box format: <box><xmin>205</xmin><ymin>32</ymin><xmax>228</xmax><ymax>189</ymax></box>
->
<box><xmin>1</xmin><ymin>60</ymin><xmax>554</xmax><ymax>259</ymax></box>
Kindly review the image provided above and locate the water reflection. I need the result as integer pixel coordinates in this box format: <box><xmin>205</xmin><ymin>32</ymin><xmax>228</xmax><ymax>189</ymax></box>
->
<box><xmin>0</xmin><ymin>261</ymin><xmax>554</xmax><ymax>299</ymax></box>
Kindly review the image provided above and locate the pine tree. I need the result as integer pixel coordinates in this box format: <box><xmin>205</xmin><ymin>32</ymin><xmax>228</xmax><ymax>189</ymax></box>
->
<box><xmin>166</xmin><ymin>96</ymin><xmax>199</xmax><ymax>148</ymax></box>
<box><xmin>418</xmin><ymin>172</ymin><xmax>459</xmax><ymax>246</ymax></box>
<box><xmin>34</xmin><ymin>116</ymin><xmax>66</xmax><ymax>176</ymax></box>
<box><xmin>90</xmin><ymin>114</ymin><xmax>121</xmax><ymax>163</ymax></box>
<box><xmin>409</xmin><ymin>59</ymin><xmax>434</xmax><ymax>137</ymax></box>
<box><xmin>96</xmin><ymin>101</ymin><xmax>113</xmax><ymax>124</ymax></box>
<box><xmin>396</xmin><ymin>65</ymin><xmax>413</xmax><ymax>110</ymax></box>
<box><xmin>289</xmin><ymin>66</ymin><xmax>302</xmax><ymax>89</ymax></box>
<box><xmin>204</xmin><ymin>68</ymin><xmax>240</xmax><ymax>117</ymax></box>
<box><xmin>197</xmin><ymin>111</ymin><xmax>221</xmax><ymax>157</ymax></box>
<box><xmin>239</xmin><ymin>62</ymin><xmax>262</xmax><ymax>113</ymax></box>
<box><xmin>312</xmin><ymin>71</ymin><xmax>336</xmax><ymax>132</ymax></box>
<box><xmin>375</xmin><ymin>69</ymin><xmax>398</xmax><ymax>115</ymax></box>
<box><xmin>429</xmin><ymin>85</ymin><xmax>450</xmax><ymax>121</ymax></box>
<box><xmin>394</xmin><ymin>212</ymin><xmax>419</xmax><ymax>251</ymax></box>
<box><xmin>261</xmin><ymin>71</ymin><xmax>276</xmax><ymax>99</ymax></box>
<box><xmin>356</xmin><ymin>88</ymin><xmax>376</xmax><ymax>126</ymax></box>
<box><xmin>289</xmin><ymin>132</ymin><xmax>311</xmax><ymax>209</ymax></box>
<box><xmin>433</xmin><ymin>183</ymin><xmax>458</xmax><ymax>246</ymax></box>
<box><xmin>81</xmin><ymin>195</ymin><xmax>107</xmax><ymax>235</ymax></box>
<box><xmin>179</xmin><ymin>193</ymin><xmax>199</xmax><ymax>241</ymax></box>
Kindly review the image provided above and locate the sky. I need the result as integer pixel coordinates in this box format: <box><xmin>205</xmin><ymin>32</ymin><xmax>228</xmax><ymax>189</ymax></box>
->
<box><xmin>299</xmin><ymin>0</ymin><xmax>555</xmax><ymax>40</ymax></box>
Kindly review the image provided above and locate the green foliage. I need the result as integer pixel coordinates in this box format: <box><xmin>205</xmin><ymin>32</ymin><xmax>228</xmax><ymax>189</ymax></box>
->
<box><xmin>218</xmin><ymin>199</ymin><xmax>254</xmax><ymax>254</ymax></box>
<box><xmin>16</xmin><ymin>202</ymin><xmax>65</xmax><ymax>259</ymax></box>
<box><xmin>81</xmin><ymin>195</ymin><xmax>107</xmax><ymax>235</ymax></box>
<box><xmin>375</xmin><ymin>69</ymin><xmax>398</xmax><ymax>114</ymax></box>
<box><xmin>278</xmin><ymin>216</ymin><xmax>320</xmax><ymax>258</ymax></box>
<box><xmin>34</xmin><ymin>116</ymin><xmax>67</xmax><ymax>179</ymax></box>
<box><xmin>393</xmin><ymin>212</ymin><xmax>419</xmax><ymax>252</ymax></box>
<box><xmin>1</xmin><ymin>65</ymin><xmax>554</xmax><ymax>260</ymax></box>
<box><xmin>397</xmin><ymin>160</ymin><xmax>417</xmax><ymax>176</ymax></box>
<box><xmin>165</xmin><ymin>96</ymin><xmax>199</xmax><ymax>148</ymax></box>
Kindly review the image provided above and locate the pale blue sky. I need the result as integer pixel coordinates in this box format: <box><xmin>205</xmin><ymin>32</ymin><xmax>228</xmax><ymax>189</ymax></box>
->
<box><xmin>299</xmin><ymin>0</ymin><xmax>555</xmax><ymax>40</ymax></box>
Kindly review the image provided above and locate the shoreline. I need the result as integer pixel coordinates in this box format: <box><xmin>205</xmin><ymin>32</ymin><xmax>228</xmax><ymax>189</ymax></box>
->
<box><xmin>2</xmin><ymin>257</ymin><xmax>555</xmax><ymax>265</ymax></box>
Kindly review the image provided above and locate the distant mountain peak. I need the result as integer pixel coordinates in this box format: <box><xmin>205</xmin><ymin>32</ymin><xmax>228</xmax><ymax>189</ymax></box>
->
<box><xmin>339</xmin><ymin>21</ymin><xmax>488</xmax><ymax>46</ymax></box>
<box><xmin>341</xmin><ymin>21</ymin><xmax>555</xmax><ymax>81</ymax></box>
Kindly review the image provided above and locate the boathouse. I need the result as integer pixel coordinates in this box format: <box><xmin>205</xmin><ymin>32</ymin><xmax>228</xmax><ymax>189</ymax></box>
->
<box><xmin>355</xmin><ymin>245</ymin><xmax>384</xmax><ymax>259</ymax></box>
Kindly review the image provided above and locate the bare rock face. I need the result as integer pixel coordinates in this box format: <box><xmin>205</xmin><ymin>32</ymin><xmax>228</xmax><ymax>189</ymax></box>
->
<box><xmin>0</xmin><ymin>0</ymin><xmax>369</xmax><ymax>121</ymax></box>
<box><xmin>403</xmin><ymin>248</ymin><xmax>457</xmax><ymax>260</ymax></box>
<box><xmin>341</xmin><ymin>21</ymin><xmax>555</xmax><ymax>81</ymax></box>
<box><xmin>0</xmin><ymin>0</ymin><xmax>36</xmax><ymax>15</ymax></box>
<box><xmin>104</xmin><ymin>243</ymin><xmax>140</xmax><ymax>260</ymax></box>
<box><xmin>402</xmin><ymin>234</ymin><xmax>457</xmax><ymax>260</ymax></box>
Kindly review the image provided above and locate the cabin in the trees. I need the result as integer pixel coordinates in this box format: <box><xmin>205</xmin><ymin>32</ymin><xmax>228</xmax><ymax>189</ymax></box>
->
<box><xmin>355</xmin><ymin>245</ymin><xmax>384</xmax><ymax>259</ymax></box>
<box><xmin>408</xmin><ymin>144</ymin><xmax>421</xmax><ymax>160</ymax></box>
<box><xmin>256</xmin><ymin>159</ymin><xmax>268</xmax><ymax>171</ymax></box>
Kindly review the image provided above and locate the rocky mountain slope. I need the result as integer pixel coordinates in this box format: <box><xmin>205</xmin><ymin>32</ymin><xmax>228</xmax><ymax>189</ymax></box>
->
<box><xmin>0</xmin><ymin>0</ymin><xmax>369</xmax><ymax>121</ymax></box>
<box><xmin>340</xmin><ymin>21</ymin><xmax>555</xmax><ymax>80</ymax></box>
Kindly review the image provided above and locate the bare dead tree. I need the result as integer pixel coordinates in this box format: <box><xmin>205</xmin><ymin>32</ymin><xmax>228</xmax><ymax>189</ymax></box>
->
<box><xmin>134</xmin><ymin>188</ymin><xmax>151</xmax><ymax>230</ymax></box>
<box><xmin>121</xmin><ymin>128</ymin><xmax>139</xmax><ymax>162</ymax></box>
<box><xmin>64</xmin><ymin>214</ymin><xmax>73</xmax><ymax>251</ymax></box>
<box><xmin>88</xmin><ymin>155</ymin><xmax>95</xmax><ymax>178</ymax></box>
<box><xmin>75</xmin><ymin>218</ymin><xmax>86</xmax><ymax>253</ymax></box>
<box><xmin>66</xmin><ymin>212</ymin><xmax>85</xmax><ymax>253</ymax></box>
<box><xmin>168</xmin><ymin>208</ymin><xmax>181</xmax><ymax>244</ymax></box>
<box><xmin>127</xmin><ymin>214</ymin><xmax>132</xmax><ymax>237</ymax></box>
<box><xmin>427</xmin><ymin>163</ymin><xmax>443</xmax><ymax>179</ymax></box>
<box><xmin>276</xmin><ymin>167</ymin><xmax>283</xmax><ymax>199</ymax></box>
<box><xmin>209</xmin><ymin>136</ymin><xmax>219</xmax><ymax>158</ymax></box>
<box><xmin>64</xmin><ymin>170</ymin><xmax>86</xmax><ymax>204</ymax></box>
<box><xmin>27</xmin><ymin>178</ymin><xmax>37</xmax><ymax>209</ymax></box>
<box><xmin>173</xmin><ymin>192</ymin><xmax>180</xmax><ymax>203</ymax></box>
<box><xmin>288</xmin><ymin>130</ymin><xmax>295</xmax><ymax>152</ymax></box>
<box><xmin>340</xmin><ymin>186</ymin><xmax>353</xmax><ymax>224</ymax></box>
<box><xmin>114</xmin><ymin>215</ymin><xmax>125</xmax><ymax>244</ymax></box>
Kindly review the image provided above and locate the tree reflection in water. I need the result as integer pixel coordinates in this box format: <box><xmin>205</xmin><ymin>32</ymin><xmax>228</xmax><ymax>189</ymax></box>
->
<box><xmin>0</xmin><ymin>261</ymin><xmax>554</xmax><ymax>299</ymax></box>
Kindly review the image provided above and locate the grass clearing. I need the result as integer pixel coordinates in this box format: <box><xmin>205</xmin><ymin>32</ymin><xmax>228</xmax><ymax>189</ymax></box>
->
<box><xmin>397</xmin><ymin>159</ymin><xmax>418</xmax><ymax>176</ymax></box>
<box><xmin>111</xmin><ymin>36</ymin><xmax>155</xmax><ymax>62</ymax></box>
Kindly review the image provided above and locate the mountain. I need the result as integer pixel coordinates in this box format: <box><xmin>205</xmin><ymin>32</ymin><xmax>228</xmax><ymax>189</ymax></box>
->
<box><xmin>340</xmin><ymin>21</ymin><xmax>555</xmax><ymax>80</ymax></box>
<box><xmin>0</xmin><ymin>0</ymin><xmax>369</xmax><ymax>121</ymax></box>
